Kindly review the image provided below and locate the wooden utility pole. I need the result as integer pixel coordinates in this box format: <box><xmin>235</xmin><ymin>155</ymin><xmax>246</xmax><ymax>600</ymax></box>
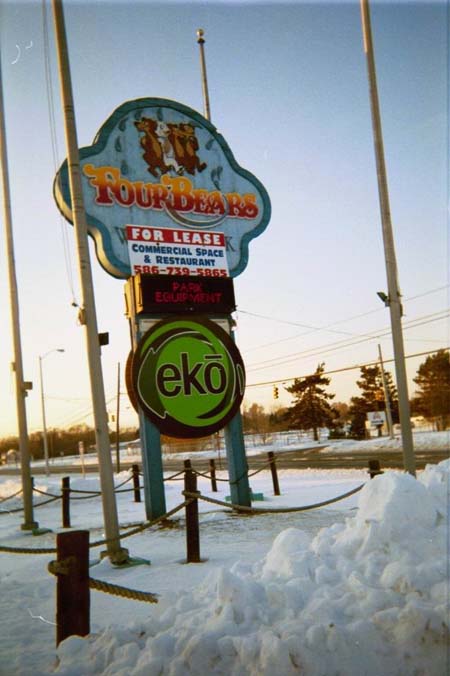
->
<box><xmin>360</xmin><ymin>0</ymin><xmax>415</xmax><ymax>475</ymax></box>
<box><xmin>0</xmin><ymin>49</ymin><xmax>37</xmax><ymax>530</ymax></box>
<box><xmin>52</xmin><ymin>0</ymin><xmax>129</xmax><ymax>561</ymax></box>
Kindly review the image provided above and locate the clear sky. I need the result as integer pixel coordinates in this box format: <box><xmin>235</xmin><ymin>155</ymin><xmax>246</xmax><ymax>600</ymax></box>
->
<box><xmin>0</xmin><ymin>0</ymin><xmax>448</xmax><ymax>438</ymax></box>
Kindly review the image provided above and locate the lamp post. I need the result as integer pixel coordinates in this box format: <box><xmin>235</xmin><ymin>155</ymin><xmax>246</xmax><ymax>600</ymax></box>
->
<box><xmin>39</xmin><ymin>349</ymin><xmax>64</xmax><ymax>475</ymax></box>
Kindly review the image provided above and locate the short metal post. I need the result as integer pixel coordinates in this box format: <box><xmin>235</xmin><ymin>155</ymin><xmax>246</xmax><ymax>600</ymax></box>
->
<box><xmin>184</xmin><ymin>468</ymin><xmax>200</xmax><ymax>563</ymax></box>
<box><xmin>183</xmin><ymin>458</ymin><xmax>192</xmax><ymax>472</ymax></box>
<box><xmin>51</xmin><ymin>530</ymin><xmax>90</xmax><ymax>646</ymax></box>
<box><xmin>132</xmin><ymin>464</ymin><xmax>141</xmax><ymax>503</ymax></box>
<box><xmin>368</xmin><ymin>459</ymin><xmax>383</xmax><ymax>479</ymax></box>
<box><xmin>268</xmin><ymin>451</ymin><xmax>280</xmax><ymax>496</ymax></box>
<box><xmin>62</xmin><ymin>476</ymin><xmax>71</xmax><ymax>528</ymax></box>
<box><xmin>209</xmin><ymin>458</ymin><xmax>217</xmax><ymax>492</ymax></box>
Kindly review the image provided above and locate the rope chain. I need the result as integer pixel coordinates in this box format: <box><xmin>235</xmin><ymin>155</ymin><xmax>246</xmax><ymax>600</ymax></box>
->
<box><xmin>0</xmin><ymin>488</ymin><xmax>23</xmax><ymax>503</ymax></box>
<box><xmin>89</xmin><ymin>577</ymin><xmax>158</xmax><ymax>603</ymax></box>
<box><xmin>183</xmin><ymin>483</ymin><xmax>365</xmax><ymax>514</ymax></box>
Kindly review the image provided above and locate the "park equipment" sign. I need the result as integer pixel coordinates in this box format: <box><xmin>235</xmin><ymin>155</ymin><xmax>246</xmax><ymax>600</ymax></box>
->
<box><xmin>129</xmin><ymin>316</ymin><xmax>245</xmax><ymax>438</ymax></box>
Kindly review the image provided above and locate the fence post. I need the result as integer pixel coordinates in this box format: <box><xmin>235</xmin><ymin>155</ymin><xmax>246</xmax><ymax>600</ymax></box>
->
<box><xmin>183</xmin><ymin>458</ymin><xmax>192</xmax><ymax>472</ymax></box>
<box><xmin>268</xmin><ymin>451</ymin><xmax>280</xmax><ymax>496</ymax></box>
<box><xmin>184</xmin><ymin>468</ymin><xmax>200</xmax><ymax>563</ymax></box>
<box><xmin>62</xmin><ymin>476</ymin><xmax>71</xmax><ymax>528</ymax></box>
<box><xmin>50</xmin><ymin>530</ymin><xmax>90</xmax><ymax>646</ymax></box>
<box><xmin>132</xmin><ymin>464</ymin><xmax>141</xmax><ymax>503</ymax></box>
<box><xmin>368</xmin><ymin>459</ymin><xmax>383</xmax><ymax>479</ymax></box>
<box><xmin>209</xmin><ymin>459</ymin><xmax>218</xmax><ymax>492</ymax></box>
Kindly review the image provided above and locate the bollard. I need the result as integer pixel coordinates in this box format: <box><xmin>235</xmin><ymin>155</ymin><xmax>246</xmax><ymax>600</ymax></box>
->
<box><xmin>50</xmin><ymin>530</ymin><xmax>90</xmax><ymax>646</ymax></box>
<box><xmin>368</xmin><ymin>459</ymin><xmax>383</xmax><ymax>479</ymax></box>
<box><xmin>184</xmin><ymin>468</ymin><xmax>200</xmax><ymax>563</ymax></box>
<box><xmin>132</xmin><ymin>464</ymin><xmax>141</xmax><ymax>503</ymax></box>
<box><xmin>268</xmin><ymin>451</ymin><xmax>280</xmax><ymax>496</ymax></box>
<box><xmin>62</xmin><ymin>477</ymin><xmax>71</xmax><ymax>529</ymax></box>
<box><xmin>209</xmin><ymin>458</ymin><xmax>218</xmax><ymax>492</ymax></box>
<box><xmin>183</xmin><ymin>458</ymin><xmax>192</xmax><ymax>471</ymax></box>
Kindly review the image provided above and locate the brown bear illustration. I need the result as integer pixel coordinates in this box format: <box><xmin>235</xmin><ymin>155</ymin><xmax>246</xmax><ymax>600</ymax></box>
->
<box><xmin>134</xmin><ymin>117</ymin><xmax>169</xmax><ymax>177</ymax></box>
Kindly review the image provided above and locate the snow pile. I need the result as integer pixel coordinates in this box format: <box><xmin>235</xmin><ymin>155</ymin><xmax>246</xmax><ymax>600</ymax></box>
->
<box><xmin>323</xmin><ymin>429</ymin><xmax>450</xmax><ymax>454</ymax></box>
<box><xmin>54</xmin><ymin>461</ymin><xmax>449</xmax><ymax>676</ymax></box>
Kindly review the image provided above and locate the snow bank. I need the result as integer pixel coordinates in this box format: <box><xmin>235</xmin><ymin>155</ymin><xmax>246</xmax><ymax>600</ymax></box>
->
<box><xmin>54</xmin><ymin>461</ymin><xmax>449</xmax><ymax>676</ymax></box>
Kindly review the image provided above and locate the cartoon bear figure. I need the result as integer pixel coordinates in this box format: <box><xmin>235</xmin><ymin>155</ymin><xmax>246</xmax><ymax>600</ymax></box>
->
<box><xmin>179</xmin><ymin>124</ymin><xmax>207</xmax><ymax>175</ymax></box>
<box><xmin>134</xmin><ymin>117</ymin><xmax>169</xmax><ymax>177</ymax></box>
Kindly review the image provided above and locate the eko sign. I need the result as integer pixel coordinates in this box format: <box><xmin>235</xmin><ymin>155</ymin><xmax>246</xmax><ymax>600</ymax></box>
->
<box><xmin>129</xmin><ymin>317</ymin><xmax>245</xmax><ymax>438</ymax></box>
<box><xmin>54</xmin><ymin>98</ymin><xmax>271</xmax><ymax>279</ymax></box>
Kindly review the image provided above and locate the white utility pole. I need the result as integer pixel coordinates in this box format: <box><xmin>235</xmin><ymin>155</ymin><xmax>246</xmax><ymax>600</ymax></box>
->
<box><xmin>0</xmin><ymin>48</ymin><xmax>37</xmax><ymax>530</ymax></box>
<box><xmin>52</xmin><ymin>0</ymin><xmax>128</xmax><ymax>563</ymax></box>
<box><xmin>360</xmin><ymin>0</ymin><xmax>415</xmax><ymax>475</ymax></box>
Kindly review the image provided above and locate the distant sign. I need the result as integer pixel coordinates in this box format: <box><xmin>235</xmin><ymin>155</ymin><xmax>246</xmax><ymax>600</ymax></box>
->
<box><xmin>129</xmin><ymin>316</ymin><xmax>245</xmax><ymax>438</ymax></box>
<box><xmin>54</xmin><ymin>97</ymin><xmax>271</xmax><ymax>279</ymax></box>
<box><xmin>367</xmin><ymin>411</ymin><xmax>386</xmax><ymax>427</ymax></box>
<box><xmin>132</xmin><ymin>274</ymin><xmax>236</xmax><ymax>315</ymax></box>
<box><xmin>126</xmin><ymin>225</ymin><xmax>229</xmax><ymax>277</ymax></box>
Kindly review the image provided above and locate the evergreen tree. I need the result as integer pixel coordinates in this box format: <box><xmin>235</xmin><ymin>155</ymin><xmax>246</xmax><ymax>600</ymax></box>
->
<box><xmin>348</xmin><ymin>365</ymin><xmax>398</xmax><ymax>438</ymax></box>
<box><xmin>284</xmin><ymin>363</ymin><xmax>336</xmax><ymax>441</ymax></box>
<box><xmin>412</xmin><ymin>350</ymin><xmax>450</xmax><ymax>430</ymax></box>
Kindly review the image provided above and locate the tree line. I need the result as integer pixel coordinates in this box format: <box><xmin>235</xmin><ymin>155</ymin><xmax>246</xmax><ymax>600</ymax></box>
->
<box><xmin>0</xmin><ymin>424</ymin><xmax>139</xmax><ymax>461</ymax></box>
<box><xmin>243</xmin><ymin>350</ymin><xmax>450</xmax><ymax>440</ymax></box>
<box><xmin>1</xmin><ymin>350</ymin><xmax>448</xmax><ymax>456</ymax></box>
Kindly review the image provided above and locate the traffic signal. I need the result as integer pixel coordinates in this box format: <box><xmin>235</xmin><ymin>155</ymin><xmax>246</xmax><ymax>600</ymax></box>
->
<box><xmin>273</xmin><ymin>385</ymin><xmax>279</xmax><ymax>399</ymax></box>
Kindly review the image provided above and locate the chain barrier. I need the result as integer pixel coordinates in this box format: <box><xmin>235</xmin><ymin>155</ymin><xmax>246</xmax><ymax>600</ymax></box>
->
<box><xmin>183</xmin><ymin>483</ymin><xmax>365</xmax><ymax>514</ymax></box>
<box><xmin>164</xmin><ymin>470</ymin><xmax>185</xmax><ymax>481</ymax></box>
<box><xmin>0</xmin><ymin>543</ymin><xmax>56</xmax><ymax>554</ymax></box>
<box><xmin>33</xmin><ymin>487</ymin><xmax>61</xmax><ymax>499</ymax></box>
<box><xmin>114</xmin><ymin>475</ymin><xmax>133</xmax><ymax>490</ymax></box>
<box><xmin>0</xmin><ymin>499</ymin><xmax>193</xmax><ymax>555</ymax></box>
<box><xmin>88</xmin><ymin>577</ymin><xmax>158</xmax><ymax>603</ymax></box>
<box><xmin>0</xmin><ymin>505</ymin><xmax>28</xmax><ymax>515</ymax></box>
<box><xmin>191</xmin><ymin>468</ymin><xmax>229</xmax><ymax>482</ymax></box>
<box><xmin>0</xmin><ymin>488</ymin><xmax>22</xmax><ymax>503</ymax></box>
<box><xmin>69</xmin><ymin>488</ymin><xmax>102</xmax><ymax>495</ymax></box>
<box><xmin>89</xmin><ymin>499</ymin><xmax>193</xmax><ymax>547</ymax></box>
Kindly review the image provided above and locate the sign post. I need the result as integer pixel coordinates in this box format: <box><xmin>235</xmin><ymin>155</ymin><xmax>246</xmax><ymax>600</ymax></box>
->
<box><xmin>55</xmin><ymin>96</ymin><xmax>271</xmax><ymax>513</ymax></box>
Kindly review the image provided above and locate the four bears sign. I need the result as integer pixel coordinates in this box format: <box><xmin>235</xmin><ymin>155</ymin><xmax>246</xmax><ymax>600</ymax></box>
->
<box><xmin>54</xmin><ymin>97</ymin><xmax>271</xmax><ymax>279</ymax></box>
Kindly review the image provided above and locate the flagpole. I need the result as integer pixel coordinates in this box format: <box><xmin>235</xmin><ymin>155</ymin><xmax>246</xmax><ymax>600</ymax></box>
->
<box><xmin>52</xmin><ymin>0</ymin><xmax>128</xmax><ymax>562</ymax></box>
<box><xmin>360</xmin><ymin>0</ymin><xmax>415</xmax><ymax>475</ymax></box>
<box><xmin>197</xmin><ymin>29</ymin><xmax>211</xmax><ymax>121</ymax></box>
<box><xmin>0</xmin><ymin>49</ymin><xmax>37</xmax><ymax>530</ymax></box>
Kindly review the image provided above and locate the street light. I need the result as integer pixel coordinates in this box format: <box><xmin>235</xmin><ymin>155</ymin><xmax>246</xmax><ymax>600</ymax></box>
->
<box><xmin>39</xmin><ymin>349</ymin><xmax>65</xmax><ymax>475</ymax></box>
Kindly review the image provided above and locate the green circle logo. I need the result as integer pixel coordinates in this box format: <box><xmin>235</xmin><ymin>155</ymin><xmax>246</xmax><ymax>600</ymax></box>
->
<box><xmin>130</xmin><ymin>316</ymin><xmax>245</xmax><ymax>438</ymax></box>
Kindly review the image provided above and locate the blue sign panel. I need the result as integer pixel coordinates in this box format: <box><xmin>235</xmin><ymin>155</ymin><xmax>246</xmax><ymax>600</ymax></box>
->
<box><xmin>54</xmin><ymin>98</ymin><xmax>271</xmax><ymax>279</ymax></box>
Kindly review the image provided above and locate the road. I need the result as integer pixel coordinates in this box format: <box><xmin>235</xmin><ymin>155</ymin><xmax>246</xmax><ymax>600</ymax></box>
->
<box><xmin>0</xmin><ymin>445</ymin><xmax>447</xmax><ymax>476</ymax></box>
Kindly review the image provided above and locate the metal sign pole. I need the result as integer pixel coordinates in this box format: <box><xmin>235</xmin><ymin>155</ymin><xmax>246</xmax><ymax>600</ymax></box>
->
<box><xmin>360</xmin><ymin>0</ymin><xmax>415</xmax><ymax>475</ymax></box>
<box><xmin>126</xmin><ymin>280</ymin><xmax>167</xmax><ymax>520</ymax></box>
<box><xmin>224</xmin><ymin>321</ymin><xmax>251</xmax><ymax>507</ymax></box>
<box><xmin>52</xmin><ymin>0</ymin><xmax>128</xmax><ymax>562</ymax></box>
<box><xmin>0</xmin><ymin>49</ymin><xmax>37</xmax><ymax>530</ymax></box>
<box><xmin>197</xmin><ymin>29</ymin><xmax>212</xmax><ymax>122</ymax></box>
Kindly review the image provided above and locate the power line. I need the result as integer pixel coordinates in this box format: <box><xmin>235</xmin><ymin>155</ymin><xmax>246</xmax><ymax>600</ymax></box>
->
<box><xmin>246</xmin><ymin>347</ymin><xmax>449</xmax><ymax>388</ymax></box>
<box><xmin>42</xmin><ymin>0</ymin><xmax>77</xmax><ymax>306</ymax></box>
<box><xmin>245</xmin><ymin>309</ymin><xmax>449</xmax><ymax>372</ymax></box>
<box><xmin>239</xmin><ymin>284</ymin><xmax>450</xmax><ymax>353</ymax></box>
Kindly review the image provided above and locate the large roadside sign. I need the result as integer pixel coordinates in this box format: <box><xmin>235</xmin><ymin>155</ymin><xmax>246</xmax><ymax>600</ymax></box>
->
<box><xmin>128</xmin><ymin>316</ymin><xmax>245</xmax><ymax>438</ymax></box>
<box><xmin>54</xmin><ymin>97</ymin><xmax>271</xmax><ymax>279</ymax></box>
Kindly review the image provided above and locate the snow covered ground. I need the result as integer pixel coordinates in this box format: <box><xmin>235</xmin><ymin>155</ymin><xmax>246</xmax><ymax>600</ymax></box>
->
<box><xmin>0</xmin><ymin>439</ymin><xmax>448</xmax><ymax>675</ymax></box>
<box><xmin>23</xmin><ymin>428</ymin><xmax>450</xmax><ymax>472</ymax></box>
